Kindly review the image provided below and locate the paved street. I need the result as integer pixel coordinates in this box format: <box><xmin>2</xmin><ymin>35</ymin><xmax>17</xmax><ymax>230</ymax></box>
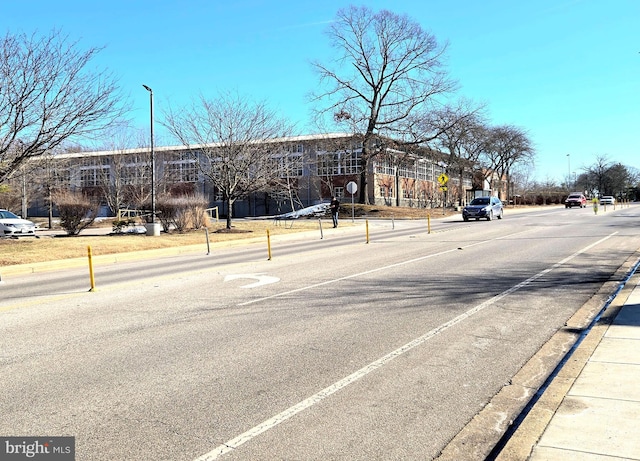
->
<box><xmin>1</xmin><ymin>204</ymin><xmax>639</xmax><ymax>460</ymax></box>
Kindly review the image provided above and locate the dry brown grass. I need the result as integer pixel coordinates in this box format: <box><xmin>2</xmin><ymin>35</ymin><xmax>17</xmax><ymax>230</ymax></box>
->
<box><xmin>1</xmin><ymin>205</ymin><xmax>458</xmax><ymax>267</ymax></box>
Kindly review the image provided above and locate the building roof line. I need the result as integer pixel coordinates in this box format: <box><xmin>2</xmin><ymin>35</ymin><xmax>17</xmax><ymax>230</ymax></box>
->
<box><xmin>54</xmin><ymin>132</ymin><xmax>356</xmax><ymax>159</ymax></box>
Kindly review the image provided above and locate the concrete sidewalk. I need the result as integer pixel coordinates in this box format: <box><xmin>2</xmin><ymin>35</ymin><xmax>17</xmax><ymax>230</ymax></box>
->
<box><xmin>497</xmin><ymin>271</ymin><xmax>640</xmax><ymax>460</ymax></box>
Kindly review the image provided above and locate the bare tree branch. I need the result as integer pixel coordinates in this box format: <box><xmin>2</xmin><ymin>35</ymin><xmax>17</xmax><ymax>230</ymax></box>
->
<box><xmin>310</xmin><ymin>6</ymin><xmax>456</xmax><ymax>203</ymax></box>
<box><xmin>483</xmin><ymin>125</ymin><xmax>535</xmax><ymax>201</ymax></box>
<box><xmin>163</xmin><ymin>91</ymin><xmax>294</xmax><ymax>228</ymax></box>
<box><xmin>0</xmin><ymin>29</ymin><xmax>129</xmax><ymax>183</ymax></box>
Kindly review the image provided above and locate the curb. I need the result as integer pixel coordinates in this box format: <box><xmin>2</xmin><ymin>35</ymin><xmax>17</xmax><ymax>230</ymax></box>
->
<box><xmin>435</xmin><ymin>253</ymin><xmax>640</xmax><ymax>460</ymax></box>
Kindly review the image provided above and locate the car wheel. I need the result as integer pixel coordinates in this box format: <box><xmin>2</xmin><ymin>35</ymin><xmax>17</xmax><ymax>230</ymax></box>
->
<box><xmin>497</xmin><ymin>209</ymin><xmax>503</xmax><ymax>219</ymax></box>
<box><xmin>463</xmin><ymin>217</ymin><xmax>469</xmax><ymax>222</ymax></box>
<box><xmin>487</xmin><ymin>211</ymin><xmax>493</xmax><ymax>221</ymax></box>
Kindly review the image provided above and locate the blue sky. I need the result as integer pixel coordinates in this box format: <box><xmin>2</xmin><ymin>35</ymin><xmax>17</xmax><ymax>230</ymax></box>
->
<box><xmin>2</xmin><ymin>0</ymin><xmax>638</xmax><ymax>183</ymax></box>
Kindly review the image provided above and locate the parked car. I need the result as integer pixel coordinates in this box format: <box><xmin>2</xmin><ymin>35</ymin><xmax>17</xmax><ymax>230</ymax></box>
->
<box><xmin>565</xmin><ymin>193</ymin><xmax>587</xmax><ymax>208</ymax></box>
<box><xmin>599</xmin><ymin>196</ymin><xmax>615</xmax><ymax>206</ymax></box>
<box><xmin>0</xmin><ymin>209</ymin><xmax>37</xmax><ymax>237</ymax></box>
<box><xmin>462</xmin><ymin>196</ymin><xmax>504</xmax><ymax>221</ymax></box>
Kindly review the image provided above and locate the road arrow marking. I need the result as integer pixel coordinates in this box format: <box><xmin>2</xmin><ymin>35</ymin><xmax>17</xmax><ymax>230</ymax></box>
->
<box><xmin>223</xmin><ymin>274</ymin><xmax>280</xmax><ymax>289</ymax></box>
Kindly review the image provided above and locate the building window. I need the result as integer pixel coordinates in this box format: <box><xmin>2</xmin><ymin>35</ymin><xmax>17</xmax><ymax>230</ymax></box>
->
<box><xmin>379</xmin><ymin>186</ymin><xmax>394</xmax><ymax>198</ymax></box>
<box><xmin>317</xmin><ymin>152</ymin><xmax>340</xmax><ymax>176</ymax></box>
<box><xmin>343</xmin><ymin>151</ymin><xmax>361</xmax><ymax>174</ymax></box>
<box><xmin>374</xmin><ymin>156</ymin><xmax>395</xmax><ymax>176</ymax></box>
<box><xmin>121</xmin><ymin>163</ymin><xmax>148</xmax><ymax>185</ymax></box>
<box><xmin>166</xmin><ymin>159</ymin><xmax>198</xmax><ymax>183</ymax></box>
<box><xmin>317</xmin><ymin>151</ymin><xmax>361</xmax><ymax>176</ymax></box>
<box><xmin>398</xmin><ymin>160</ymin><xmax>416</xmax><ymax>179</ymax></box>
<box><xmin>52</xmin><ymin>168</ymin><xmax>71</xmax><ymax>187</ymax></box>
<box><xmin>80</xmin><ymin>165</ymin><xmax>109</xmax><ymax>187</ymax></box>
<box><xmin>274</xmin><ymin>154</ymin><xmax>304</xmax><ymax>177</ymax></box>
<box><xmin>417</xmin><ymin>160</ymin><xmax>431</xmax><ymax>180</ymax></box>
<box><xmin>333</xmin><ymin>187</ymin><xmax>344</xmax><ymax>199</ymax></box>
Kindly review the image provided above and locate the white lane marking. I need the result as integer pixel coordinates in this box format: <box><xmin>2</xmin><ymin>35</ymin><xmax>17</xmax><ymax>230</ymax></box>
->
<box><xmin>237</xmin><ymin>233</ymin><xmax>505</xmax><ymax>306</ymax></box>
<box><xmin>195</xmin><ymin>232</ymin><xmax>617</xmax><ymax>461</ymax></box>
<box><xmin>223</xmin><ymin>274</ymin><xmax>280</xmax><ymax>289</ymax></box>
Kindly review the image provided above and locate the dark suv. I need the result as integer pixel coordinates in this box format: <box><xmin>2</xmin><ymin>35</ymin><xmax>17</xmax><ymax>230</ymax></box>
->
<box><xmin>565</xmin><ymin>193</ymin><xmax>587</xmax><ymax>208</ymax></box>
<box><xmin>462</xmin><ymin>196</ymin><xmax>504</xmax><ymax>221</ymax></box>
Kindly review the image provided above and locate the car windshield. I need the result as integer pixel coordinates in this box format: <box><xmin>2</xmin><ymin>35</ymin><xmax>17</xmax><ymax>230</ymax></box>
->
<box><xmin>0</xmin><ymin>210</ymin><xmax>19</xmax><ymax>219</ymax></box>
<box><xmin>568</xmin><ymin>195</ymin><xmax>582</xmax><ymax>199</ymax></box>
<box><xmin>470</xmin><ymin>198</ymin><xmax>490</xmax><ymax>205</ymax></box>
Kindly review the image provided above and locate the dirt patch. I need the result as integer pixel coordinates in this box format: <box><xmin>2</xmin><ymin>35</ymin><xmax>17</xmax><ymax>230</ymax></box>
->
<box><xmin>213</xmin><ymin>228</ymin><xmax>253</xmax><ymax>234</ymax></box>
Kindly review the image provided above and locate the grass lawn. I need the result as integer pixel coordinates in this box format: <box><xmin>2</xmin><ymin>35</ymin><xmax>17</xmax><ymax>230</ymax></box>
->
<box><xmin>0</xmin><ymin>205</ymin><xmax>457</xmax><ymax>267</ymax></box>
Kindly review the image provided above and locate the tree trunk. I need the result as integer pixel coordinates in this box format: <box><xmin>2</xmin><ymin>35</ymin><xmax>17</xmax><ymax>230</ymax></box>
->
<box><xmin>358</xmin><ymin>132</ymin><xmax>375</xmax><ymax>205</ymax></box>
<box><xmin>395</xmin><ymin>170</ymin><xmax>400</xmax><ymax>207</ymax></box>
<box><xmin>226</xmin><ymin>197</ymin><xmax>233</xmax><ymax>229</ymax></box>
<box><xmin>358</xmin><ymin>168</ymin><xmax>368</xmax><ymax>204</ymax></box>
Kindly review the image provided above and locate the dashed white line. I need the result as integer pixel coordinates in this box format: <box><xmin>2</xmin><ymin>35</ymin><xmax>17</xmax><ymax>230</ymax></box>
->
<box><xmin>194</xmin><ymin>232</ymin><xmax>617</xmax><ymax>460</ymax></box>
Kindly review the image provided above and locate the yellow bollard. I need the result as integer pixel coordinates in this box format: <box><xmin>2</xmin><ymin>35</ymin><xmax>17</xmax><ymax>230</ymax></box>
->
<box><xmin>366</xmin><ymin>219</ymin><xmax>370</xmax><ymax>244</ymax></box>
<box><xmin>266</xmin><ymin>229</ymin><xmax>272</xmax><ymax>260</ymax></box>
<box><xmin>87</xmin><ymin>245</ymin><xmax>96</xmax><ymax>292</ymax></box>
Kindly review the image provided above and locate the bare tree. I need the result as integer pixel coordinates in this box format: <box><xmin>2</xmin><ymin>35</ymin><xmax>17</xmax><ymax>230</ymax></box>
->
<box><xmin>584</xmin><ymin>156</ymin><xmax>634</xmax><ymax>199</ymax></box>
<box><xmin>431</xmin><ymin>103</ymin><xmax>488</xmax><ymax>205</ymax></box>
<box><xmin>311</xmin><ymin>6</ymin><xmax>456</xmax><ymax>204</ymax></box>
<box><xmin>163</xmin><ymin>92</ymin><xmax>293</xmax><ymax>229</ymax></box>
<box><xmin>93</xmin><ymin>126</ymin><xmax>149</xmax><ymax>217</ymax></box>
<box><xmin>0</xmin><ymin>161</ymin><xmax>38</xmax><ymax>217</ymax></box>
<box><xmin>0</xmin><ymin>148</ymin><xmax>74</xmax><ymax>227</ymax></box>
<box><xmin>482</xmin><ymin>125</ymin><xmax>535</xmax><ymax>202</ymax></box>
<box><xmin>509</xmin><ymin>164</ymin><xmax>536</xmax><ymax>205</ymax></box>
<box><xmin>0</xmin><ymin>176</ymin><xmax>22</xmax><ymax>213</ymax></box>
<box><xmin>0</xmin><ymin>29</ymin><xmax>128</xmax><ymax>183</ymax></box>
<box><xmin>265</xmin><ymin>144</ymin><xmax>306</xmax><ymax>214</ymax></box>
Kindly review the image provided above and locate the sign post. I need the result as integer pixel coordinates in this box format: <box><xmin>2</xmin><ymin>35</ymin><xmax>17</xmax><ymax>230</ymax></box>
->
<box><xmin>437</xmin><ymin>173</ymin><xmax>449</xmax><ymax>215</ymax></box>
<box><xmin>346</xmin><ymin>181</ymin><xmax>358</xmax><ymax>222</ymax></box>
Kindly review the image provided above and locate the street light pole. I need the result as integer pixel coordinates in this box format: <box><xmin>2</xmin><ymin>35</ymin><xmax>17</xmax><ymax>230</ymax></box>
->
<box><xmin>142</xmin><ymin>84</ymin><xmax>155</xmax><ymax>225</ymax></box>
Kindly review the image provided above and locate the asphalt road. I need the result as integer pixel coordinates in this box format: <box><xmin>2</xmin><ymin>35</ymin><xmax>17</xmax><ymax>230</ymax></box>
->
<box><xmin>1</xmin><ymin>204</ymin><xmax>639</xmax><ymax>460</ymax></box>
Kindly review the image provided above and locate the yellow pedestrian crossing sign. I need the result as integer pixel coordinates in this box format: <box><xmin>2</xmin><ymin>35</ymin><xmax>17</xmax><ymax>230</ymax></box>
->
<box><xmin>437</xmin><ymin>173</ymin><xmax>449</xmax><ymax>185</ymax></box>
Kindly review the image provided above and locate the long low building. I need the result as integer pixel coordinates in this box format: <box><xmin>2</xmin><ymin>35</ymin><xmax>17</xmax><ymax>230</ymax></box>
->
<box><xmin>23</xmin><ymin>133</ymin><xmax>476</xmax><ymax>219</ymax></box>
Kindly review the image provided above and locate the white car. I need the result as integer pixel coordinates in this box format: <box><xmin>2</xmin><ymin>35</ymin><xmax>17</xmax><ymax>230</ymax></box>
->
<box><xmin>0</xmin><ymin>209</ymin><xmax>37</xmax><ymax>237</ymax></box>
<box><xmin>599</xmin><ymin>196</ymin><xmax>615</xmax><ymax>206</ymax></box>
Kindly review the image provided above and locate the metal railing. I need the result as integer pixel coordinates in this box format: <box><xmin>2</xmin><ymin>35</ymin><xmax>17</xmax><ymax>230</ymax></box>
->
<box><xmin>206</xmin><ymin>207</ymin><xmax>219</xmax><ymax>222</ymax></box>
<box><xmin>116</xmin><ymin>207</ymin><xmax>219</xmax><ymax>223</ymax></box>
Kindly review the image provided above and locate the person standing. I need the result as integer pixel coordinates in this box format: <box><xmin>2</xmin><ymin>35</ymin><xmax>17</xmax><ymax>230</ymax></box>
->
<box><xmin>330</xmin><ymin>196</ymin><xmax>340</xmax><ymax>227</ymax></box>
